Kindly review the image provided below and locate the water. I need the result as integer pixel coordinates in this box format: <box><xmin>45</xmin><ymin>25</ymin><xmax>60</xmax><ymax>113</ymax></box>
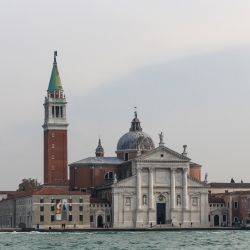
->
<box><xmin>0</xmin><ymin>230</ymin><xmax>249</xmax><ymax>250</ymax></box>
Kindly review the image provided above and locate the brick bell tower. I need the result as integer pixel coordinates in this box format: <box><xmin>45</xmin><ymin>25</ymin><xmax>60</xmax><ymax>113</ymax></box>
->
<box><xmin>42</xmin><ymin>51</ymin><xmax>68</xmax><ymax>184</ymax></box>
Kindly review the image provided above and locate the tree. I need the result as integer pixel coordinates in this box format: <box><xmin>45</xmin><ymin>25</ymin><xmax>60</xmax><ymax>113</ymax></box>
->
<box><xmin>17</xmin><ymin>178</ymin><xmax>41</xmax><ymax>191</ymax></box>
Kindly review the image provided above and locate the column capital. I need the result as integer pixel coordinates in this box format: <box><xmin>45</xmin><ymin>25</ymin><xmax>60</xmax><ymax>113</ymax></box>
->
<box><xmin>171</xmin><ymin>168</ymin><xmax>177</xmax><ymax>172</ymax></box>
<box><xmin>183</xmin><ymin>168</ymin><xmax>188</xmax><ymax>172</ymax></box>
<box><xmin>137</xmin><ymin>167</ymin><xmax>142</xmax><ymax>172</ymax></box>
<box><xmin>149</xmin><ymin>167</ymin><xmax>155</xmax><ymax>172</ymax></box>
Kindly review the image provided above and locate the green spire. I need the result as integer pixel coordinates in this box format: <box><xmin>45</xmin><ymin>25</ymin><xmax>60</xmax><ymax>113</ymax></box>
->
<box><xmin>48</xmin><ymin>51</ymin><xmax>63</xmax><ymax>91</ymax></box>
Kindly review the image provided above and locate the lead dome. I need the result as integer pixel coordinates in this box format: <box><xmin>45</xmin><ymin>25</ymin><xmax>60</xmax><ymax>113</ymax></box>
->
<box><xmin>117</xmin><ymin>114</ymin><xmax>155</xmax><ymax>152</ymax></box>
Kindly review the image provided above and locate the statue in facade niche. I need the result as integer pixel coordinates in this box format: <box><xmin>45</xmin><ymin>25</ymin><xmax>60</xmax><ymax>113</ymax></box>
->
<box><xmin>177</xmin><ymin>195</ymin><xmax>181</xmax><ymax>205</ymax></box>
<box><xmin>143</xmin><ymin>195</ymin><xmax>147</xmax><ymax>205</ymax></box>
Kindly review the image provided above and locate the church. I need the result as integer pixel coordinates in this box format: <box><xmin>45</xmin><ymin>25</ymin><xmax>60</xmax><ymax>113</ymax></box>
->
<box><xmin>44</xmin><ymin>52</ymin><xmax>210</xmax><ymax>228</ymax></box>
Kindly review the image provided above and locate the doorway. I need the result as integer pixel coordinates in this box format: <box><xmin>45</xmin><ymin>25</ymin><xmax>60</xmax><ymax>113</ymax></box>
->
<box><xmin>214</xmin><ymin>215</ymin><xmax>219</xmax><ymax>226</ymax></box>
<box><xmin>157</xmin><ymin>203</ymin><xmax>166</xmax><ymax>224</ymax></box>
<box><xmin>97</xmin><ymin>215</ymin><xmax>103</xmax><ymax>228</ymax></box>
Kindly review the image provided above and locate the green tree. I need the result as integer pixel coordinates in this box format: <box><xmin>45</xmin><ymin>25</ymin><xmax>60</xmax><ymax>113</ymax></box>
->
<box><xmin>17</xmin><ymin>178</ymin><xmax>40</xmax><ymax>191</ymax></box>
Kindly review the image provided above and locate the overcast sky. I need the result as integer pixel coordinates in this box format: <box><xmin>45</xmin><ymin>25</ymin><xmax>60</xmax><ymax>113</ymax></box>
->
<box><xmin>1</xmin><ymin>1</ymin><xmax>250</xmax><ymax>190</ymax></box>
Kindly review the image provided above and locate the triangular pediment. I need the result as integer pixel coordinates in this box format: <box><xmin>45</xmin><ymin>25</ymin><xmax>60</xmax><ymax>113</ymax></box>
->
<box><xmin>135</xmin><ymin>146</ymin><xmax>190</xmax><ymax>162</ymax></box>
<box><xmin>114</xmin><ymin>175</ymin><xmax>136</xmax><ymax>187</ymax></box>
<box><xmin>188</xmin><ymin>175</ymin><xmax>210</xmax><ymax>187</ymax></box>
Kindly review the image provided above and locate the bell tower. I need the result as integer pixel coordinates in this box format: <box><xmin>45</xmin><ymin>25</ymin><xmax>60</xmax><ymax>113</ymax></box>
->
<box><xmin>42</xmin><ymin>51</ymin><xmax>68</xmax><ymax>184</ymax></box>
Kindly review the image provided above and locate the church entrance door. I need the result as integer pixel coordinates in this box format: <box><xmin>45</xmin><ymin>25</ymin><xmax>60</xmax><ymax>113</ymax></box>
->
<box><xmin>214</xmin><ymin>215</ymin><xmax>219</xmax><ymax>226</ymax></box>
<box><xmin>156</xmin><ymin>203</ymin><xmax>166</xmax><ymax>224</ymax></box>
<box><xmin>97</xmin><ymin>215</ymin><xmax>103</xmax><ymax>228</ymax></box>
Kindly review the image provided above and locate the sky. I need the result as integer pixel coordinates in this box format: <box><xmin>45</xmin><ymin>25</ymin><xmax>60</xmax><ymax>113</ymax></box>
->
<box><xmin>1</xmin><ymin>1</ymin><xmax>250</xmax><ymax>190</ymax></box>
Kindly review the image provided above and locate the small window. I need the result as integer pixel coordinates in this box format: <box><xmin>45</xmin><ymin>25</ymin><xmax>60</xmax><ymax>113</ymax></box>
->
<box><xmin>79</xmin><ymin>215</ymin><xmax>83</xmax><ymax>221</ymax></box>
<box><xmin>80</xmin><ymin>188</ymin><xmax>87</xmax><ymax>193</ymax></box>
<box><xmin>79</xmin><ymin>206</ymin><xmax>83</xmax><ymax>211</ymax></box>
<box><xmin>52</xmin><ymin>106</ymin><xmax>55</xmax><ymax>117</ymax></box>
<box><xmin>52</xmin><ymin>133</ymin><xmax>55</xmax><ymax>137</ymax></box>
<box><xmin>161</xmin><ymin>154</ymin><xmax>164</xmax><ymax>157</ymax></box>
<box><xmin>90</xmin><ymin>215</ymin><xmax>93</xmax><ymax>222</ymax></box>
<box><xmin>79</xmin><ymin>199</ymin><xmax>83</xmax><ymax>203</ymax></box>
<box><xmin>51</xmin><ymin>215</ymin><xmax>55</xmax><ymax>221</ymax></box>
<box><xmin>40</xmin><ymin>199</ymin><xmax>44</xmax><ymax>204</ymax></box>
<box><xmin>69</xmin><ymin>215</ymin><xmax>72</xmax><ymax>221</ymax></box>
<box><xmin>52</xmin><ymin>155</ymin><xmax>54</xmax><ymax>159</ymax></box>
<box><xmin>40</xmin><ymin>215</ymin><xmax>44</xmax><ymax>222</ymax></box>
<box><xmin>209</xmin><ymin>204</ymin><xmax>212</xmax><ymax>207</ymax></box>
<box><xmin>208</xmin><ymin>215</ymin><xmax>210</xmax><ymax>221</ymax></box>
<box><xmin>56</xmin><ymin>106</ymin><xmax>59</xmax><ymax>117</ymax></box>
<box><xmin>223</xmin><ymin>215</ymin><xmax>226</xmax><ymax>221</ymax></box>
<box><xmin>221</xmin><ymin>204</ymin><xmax>223</xmax><ymax>207</ymax></box>
<box><xmin>52</xmin><ymin>144</ymin><xmax>55</xmax><ymax>148</ymax></box>
<box><xmin>68</xmin><ymin>199</ymin><xmax>72</xmax><ymax>203</ymax></box>
<box><xmin>107</xmin><ymin>215</ymin><xmax>111</xmax><ymax>223</ymax></box>
<box><xmin>60</xmin><ymin>106</ymin><xmax>63</xmax><ymax>118</ymax></box>
<box><xmin>51</xmin><ymin>199</ymin><xmax>55</xmax><ymax>203</ymax></box>
<box><xmin>52</xmin><ymin>166</ymin><xmax>55</xmax><ymax>170</ymax></box>
<box><xmin>51</xmin><ymin>206</ymin><xmax>55</xmax><ymax>212</ymax></box>
<box><xmin>234</xmin><ymin>201</ymin><xmax>238</xmax><ymax>209</ymax></box>
<box><xmin>234</xmin><ymin>217</ymin><xmax>238</xmax><ymax>222</ymax></box>
<box><xmin>40</xmin><ymin>206</ymin><xmax>44</xmax><ymax>212</ymax></box>
<box><xmin>69</xmin><ymin>206</ymin><xmax>72</xmax><ymax>211</ymax></box>
<box><xmin>124</xmin><ymin>153</ymin><xmax>128</xmax><ymax>161</ymax></box>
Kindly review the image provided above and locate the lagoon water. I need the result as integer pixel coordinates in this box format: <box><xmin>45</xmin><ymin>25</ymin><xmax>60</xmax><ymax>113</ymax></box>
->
<box><xmin>0</xmin><ymin>230</ymin><xmax>249</xmax><ymax>250</ymax></box>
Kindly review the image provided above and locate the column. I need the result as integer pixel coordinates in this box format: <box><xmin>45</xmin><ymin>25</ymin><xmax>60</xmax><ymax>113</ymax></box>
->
<box><xmin>148</xmin><ymin>168</ymin><xmax>154</xmax><ymax>210</ymax></box>
<box><xmin>171</xmin><ymin>168</ymin><xmax>176</xmax><ymax>210</ymax></box>
<box><xmin>63</xmin><ymin>104</ymin><xmax>66</xmax><ymax>118</ymax></box>
<box><xmin>136</xmin><ymin>168</ymin><xmax>142</xmax><ymax>210</ymax></box>
<box><xmin>49</xmin><ymin>104</ymin><xmax>52</xmax><ymax>118</ymax></box>
<box><xmin>183</xmin><ymin>168</ymin><xmax>188</xmax><ymax>210</ymax></box>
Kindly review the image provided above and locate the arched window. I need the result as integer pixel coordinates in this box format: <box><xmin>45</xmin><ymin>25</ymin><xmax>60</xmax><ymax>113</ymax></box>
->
<box><xmin>104</xmin><ymin>172</ymin><xmax>115</xmax><ymax>180</ymax></box>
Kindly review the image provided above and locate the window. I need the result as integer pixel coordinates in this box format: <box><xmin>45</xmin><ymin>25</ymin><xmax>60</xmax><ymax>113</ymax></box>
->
<box><xmin>80</xmin><ymin>188</ymin><xmax>87</xmax><ymax>193</ymax></box>
<box><xmin>69</xmin><ymin>206</ymin><xmax>72</xmax><ymax>211</ymax></box>
<box><xmin>234</xmin><ymin>217</ymin><xmax>238</xmax><ymax>222</ymax></box>
<box><xmin>234</xmin><ymin>201</ymin><xmax>238</xmax><ymax>209</ymax></box>
<box><xmin>79</xmin><ymin>206</ymin><xmax>83</xmax><ymax>211</ymax></box>
<box><xmin>56</xmin><ymin>106</ymin><xmax>59</xmax><ymax>117</ymax></box>
<box><xmin>79</xmin><ymin>199</ymin><xmax>83</xmax><ymax>203</ymax></box>
<box><xmin>161</xmin><ymin>154</ymin><xmax>164</xmax><ymax>157</ymax></box>
<box><xmin>69</xmin><ymin>215</ymin><xmax>72</xmax><ymax>221</ymax></box>
<box><xmin>124</xmin><ymin>153</ymin><xmax>128</xmax><ymax>161</ymax></box>
<box><xmin>52</xmin><ymin>106</ymin><xmax>54</xmax><ymax>117</ymax></box>
<box><xmin>51</xmin><ymin>215</ymin><xmax>55</xmax><ymax>221</ymax></box>
<box><xmin>223</xmin><ymin>215</ymin><xmax>226</xmax><ymax>221</ymax></box>
<box><xmin>40</xmin><ymin>199</ymin><xmax>44</xmax><ymax>203</ymax></box>
<box><xmin>40</xmin><ymin>215</ymin><xmax>44</xmax><ymax>222</ymax></box>
<box><xmin>52</xmin><ymin>144</ymin><xmax>55</xmax><ymax>148</ymax></box>
<box><xmin>52</xmin><ymin>133</ymin><xmax>55</xmax><ymax>137</ymax></box>
<box><xmin>208</xmin><ymin>215</ymin><xmax>210</xmax><ymax>221</ymax></box>
<box><xmin>79</xmin><ymin>215</ymin><xmax>83</xmax><ymax>221</ymax></box>
<box><xmin>52</xmin><ymin>155</ymin><xmax>54</xmax><ymax>159</ymax></box>
<box><xmin>51</xmin><ymin>206</ymin><xmax>55</xmax><ymax>212</ymax></box>
<box><xmin>68</xmin><ymin>199</ymin><xmax>72</xmax><ymax>203</ymax></box>
<box><xmin>40</xmin><ymin>206</ymin><xmax>44</xmax><ymax>212</ymax></box>
<box><xmin>104</xmin><ymin>172</ymin><xmax>115</xmax><ymax>180</ymax></box>
<box><xmin>51</xmin><ymin>199</ymin><xmax>55</xmax><ymax>203</ymax></box>
<box><xmin>60</xmin><ymin>106</ymin><xmax>63</xmax><ymax>118</ymax></box>
<box><xmin>107</xmin><ymin>215</ymin><xmax>111</xmax><ymax>223</ymax></box>
<box><xmin>52</xmin><ymin>166</ymin><xmax>55</xmax><ymax>170</ymax></box>
<box><xmin>90</xmin><ymin>215</ymin><xmax>93</xmax><ymax>222</ymax></box>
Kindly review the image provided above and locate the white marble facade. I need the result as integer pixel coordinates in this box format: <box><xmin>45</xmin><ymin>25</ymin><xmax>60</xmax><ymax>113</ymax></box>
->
<box><xmin>112</xmin><ymin>146</ymin><xmax>210</xmax><ymax>228</ymax></box>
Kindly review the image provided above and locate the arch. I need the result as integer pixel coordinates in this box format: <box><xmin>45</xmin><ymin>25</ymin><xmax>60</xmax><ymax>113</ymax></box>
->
<box><xmin>104</xmin><ymin>172</ymin><xmax>115</xmax><ymax>180</ymax></box>
<box><xmin>97</xmin><ymin>215</ymin><xmax>103</xmax><ymax>228</ymax></box>
<box><xmin>214</xmin><ymin>215</ymin><xmax>219</xmax><ymax>226</ymax></box>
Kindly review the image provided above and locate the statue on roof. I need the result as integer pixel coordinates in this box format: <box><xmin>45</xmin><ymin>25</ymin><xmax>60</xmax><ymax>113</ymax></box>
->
<box><xmin>159</xmin><ymin>132</ymin><xmax>164</xmax><ymax>144</ymax></box>
<box><xmin>134</xmin><ymin>107</ymin><xmax>137</xmax><ymax>118</ymax></box>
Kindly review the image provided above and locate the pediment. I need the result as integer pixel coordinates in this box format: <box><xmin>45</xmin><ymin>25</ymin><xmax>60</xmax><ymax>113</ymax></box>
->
<box><xmin>114</xmin><ymin>175</ymin><xmax>136</xmax><ymax>187</ymax></box>
<box><xmin>188</xmin><ymin>175</ymin><xmax>209</xmax><ymax>187</ymax></box>
<box><xmin>135</xmin><ymin>146</ymin><xmax>190</xmax><ymax>162</ymax></box>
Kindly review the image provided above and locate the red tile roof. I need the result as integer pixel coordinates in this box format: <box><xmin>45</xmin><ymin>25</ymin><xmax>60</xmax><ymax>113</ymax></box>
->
<box><xmin>42</xmin><ymin>179</ymin><xmax>70</xmax><ymax>187</ymax></box>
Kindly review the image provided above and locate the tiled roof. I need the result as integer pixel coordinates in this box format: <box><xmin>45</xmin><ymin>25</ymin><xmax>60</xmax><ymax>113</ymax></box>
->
<box><xmin>209</xmin><ymin>197</ymin><xmax>224</xmax><ymax>203</ymax></box>
<box><xmin>1</xmin><ymin>187</ymin><xmax>89</xmax><ymax>201</ymax></box>
<box><xmin>42</xmin><ymin>179</ymin><xmax>70</xmax><ymax>187</ymax></box>
<box><xmin>69</xmin><ymin>157</ymin><xmax>124</xmax><ymax>165</ymax></box>
<box><xmin>190</xmin><ymin>162</ymin><xmax>201</xmax><ymax>167</ymax></box>
<box><xmin>210</xmin><ymin>183</ymin><xmax>250</xmax><ymax>188</ymax></box>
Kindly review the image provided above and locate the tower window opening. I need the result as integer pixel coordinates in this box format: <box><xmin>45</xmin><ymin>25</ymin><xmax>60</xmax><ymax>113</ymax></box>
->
<box><xmin>52</xmin><ymin>106</ymin><xmax>54</xmax><ymax>117</ymax></box>
<box><xmin>60</xmin><ymin>92</ymin><xmax>63</xmax><ymax>98</ymax></box>
<box><xmin>55</xmin><ymin>92</ymin><xmax>59</xmax><ymax>98</ymax></box>
<box><xmin>60</xmin><ymin>106</ymin><xmax>63</xmax><ymax>118</ymax></box>
<box><xmin>124</xmin><ymin>153</ymin><xmax>129</xmax><ymax>161</ymax></box>
<box><xmin>56</xmin><ymin>106</ymin><xmax>59</xmax><ymax>117</ymax></box>
<box><xmin>50</xmin><ymin>92</ymin><xmax>54</xmax><ymax>98</ymax></box>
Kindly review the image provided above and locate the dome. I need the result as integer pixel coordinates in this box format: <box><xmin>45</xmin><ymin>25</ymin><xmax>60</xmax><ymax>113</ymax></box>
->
<box><xmin>117</xmin><ymin>131</ymin><xmax>155</xmax><ymax>151</ymax></box>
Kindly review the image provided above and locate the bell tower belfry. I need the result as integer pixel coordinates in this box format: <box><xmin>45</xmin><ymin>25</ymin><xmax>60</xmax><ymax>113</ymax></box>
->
<box><xmin>42</xmin><ymin>51</ymin><xmax>68</xmax><ymax>184</ymax></box>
